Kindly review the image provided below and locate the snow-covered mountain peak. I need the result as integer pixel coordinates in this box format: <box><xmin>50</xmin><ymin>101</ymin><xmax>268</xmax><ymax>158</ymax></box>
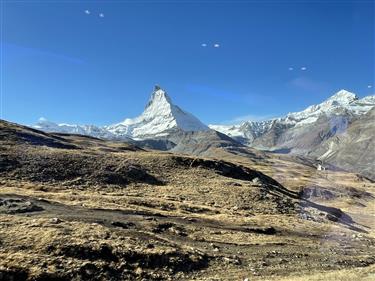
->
<box><xmin>145</xmin><ymin>86</ymin><xmax>173</xmax><ymax>110</ymax></box>
<box><xmin>284</xmin><ymin>90</ymin><xmax>360</xmax><ymax>125</ymax></box>
<box><xmin>325</xmin><ymin>89</ymin><xmax>357</xmax><ymax>104</ymax></box>
<box><xmin>104</xmin><ymin>86</ymin><xmax>209</xmax><ymax>139</ymax></box>
<box><xmin>141</xmin><ymin>86</ymin><xmax>175</xmax><ymax>122</ymax></box>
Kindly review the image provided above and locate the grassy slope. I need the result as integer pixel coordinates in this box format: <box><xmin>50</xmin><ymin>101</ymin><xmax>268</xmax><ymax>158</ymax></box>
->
<box><xmin>0</xmin><ymin>120</ymin><xmax>374</xmax><ymax>280</ymax></box>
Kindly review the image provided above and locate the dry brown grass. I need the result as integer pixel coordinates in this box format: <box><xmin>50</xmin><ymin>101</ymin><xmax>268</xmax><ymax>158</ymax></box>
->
<box><xmin>1</xmin><ymin>122</ymin><xmax>375</xmax><ymax>280</ymax></box>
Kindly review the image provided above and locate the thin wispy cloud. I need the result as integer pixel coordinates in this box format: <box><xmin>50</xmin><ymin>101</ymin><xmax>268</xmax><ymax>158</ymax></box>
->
<box><xmin>4</xmin><ymin>43</ymin><xmax>85</xmax><ymax>65</ymax></box>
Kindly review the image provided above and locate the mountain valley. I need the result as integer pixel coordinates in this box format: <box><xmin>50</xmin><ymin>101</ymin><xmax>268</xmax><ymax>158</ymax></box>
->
<box><xmin>1</xmin><ymin>117</ymin><xmax>375</xmax><ymax>280</ymax></box>
<box><xmin>34</xmin><ymin>86</ymin><xmax>375</xmax><ymax>180</ymax></box>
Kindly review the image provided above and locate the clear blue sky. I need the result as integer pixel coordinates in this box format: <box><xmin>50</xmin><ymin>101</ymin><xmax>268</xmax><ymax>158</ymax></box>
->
<box><xmin>2</xmin><ymin>0</ymin><xmax>374</xmax><ymax>126</ymax></box>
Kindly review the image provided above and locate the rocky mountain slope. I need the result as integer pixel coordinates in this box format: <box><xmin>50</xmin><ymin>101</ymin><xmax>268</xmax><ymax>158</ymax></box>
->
<box><xmin>1</xmin><ymin>120</ymin><xmax>375</xmax><ymax>280</ymax></box>
<box><xmin>210</xmin><ymin>90</ymin><xmax>375</xmax><ymax>179</ymax></box>
<box><xmin>210</xmin><ymin>90</ymin><xmax>375</xmax><ymax>151</ymax></box>
<box><xmin>309</xmin><ymin>107</ymin><xmax>375</xmax><ymax>180</ymax></box>
<box><xmin>169</xmin><ymin>129</ymin><xmax>244</xmax><ymax>157</ymax></box>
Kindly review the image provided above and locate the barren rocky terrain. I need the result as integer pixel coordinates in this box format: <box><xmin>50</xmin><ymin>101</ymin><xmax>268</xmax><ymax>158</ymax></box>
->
<box><xmin>1</xmin><ymin>120</ymin><xmax>375</xmax><ymax>280</ymax></box>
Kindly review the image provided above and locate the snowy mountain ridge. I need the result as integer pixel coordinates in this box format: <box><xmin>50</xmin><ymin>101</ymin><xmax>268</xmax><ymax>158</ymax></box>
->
<box><xmin>35</xmin><ymin>86</ymin><xmax>209</xmax><ymax>140</ymax></box>
<box><xmin>34</xmin><ymin>88</ymin><xmax>374</xmax><ymax>143</ymax></box>
<box><xmin>209</xmin><ymin>90</ymin><xmax>375</xmax><ymax>140</ymax></box>
<box><xmin>34</xmin><ymin>118</ymin><xmax>116</xmax><ymax>139</ymax></box>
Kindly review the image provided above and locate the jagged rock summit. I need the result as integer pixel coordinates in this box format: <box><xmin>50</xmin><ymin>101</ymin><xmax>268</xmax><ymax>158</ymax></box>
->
<box><xmin>34</xmin><ymin>86</ymin><xmax>209</xmax><ymax>140</ymax></box>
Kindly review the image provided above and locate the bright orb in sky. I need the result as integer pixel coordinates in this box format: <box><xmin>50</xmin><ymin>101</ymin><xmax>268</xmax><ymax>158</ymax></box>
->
<box><xmin>288</xmin><ymin>67</ymin><xmax>294</xmax><ymax>71</ymax></box>
<box><xmin>214</xmin><ymin>43</ymin><xmax>220</xmax><ymax>48</ymax></box>
<box><xmin>301</xmin><ymin>66</ymin><xmax>307</xmax><ymax>71</ymax></box>
<box><xmin>201</xmin><ymin>43</ymin><xmax>207</xmax><ymax>47</ymax></box>
<box><xmin>368</xmin><ymin>85</ymin><xmax>373</xmax><ymax>89</ymax></box>
<box><xmin>85</xmin><ymin>10</ymin><xmax>90</xmax><ymax>15</ymax></box>
<box><xmin>99</xmin><ymin>13</ymin><xmax>104</xmax><ymax>18</ymax></box>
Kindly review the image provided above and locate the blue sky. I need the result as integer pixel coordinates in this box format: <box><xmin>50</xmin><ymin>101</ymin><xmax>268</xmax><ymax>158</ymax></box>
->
<box><xmin>2</xmin><ymin>0</ymin><xmax>374</xmax><ymax>126</ymax></box>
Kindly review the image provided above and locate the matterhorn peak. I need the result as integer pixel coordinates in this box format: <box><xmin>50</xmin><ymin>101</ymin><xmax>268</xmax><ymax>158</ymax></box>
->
<box><xmin>144</xmin><ymin>86</ymin><xmax>174</xmax><ymax>117</ymax></box>
<box><xmin>146</xmin><ymin>85</ymin><xmax>172</xmax><ymax>109</ymax></box>
<box><xmin>154</xmin><ymin>84</ymin><xmax>161</xmax><ymax>91</ymax></box>
<box><xmin>106</xmin><ymin>85</ymin><xmax>209</xmax><ymax>139</ymax></box>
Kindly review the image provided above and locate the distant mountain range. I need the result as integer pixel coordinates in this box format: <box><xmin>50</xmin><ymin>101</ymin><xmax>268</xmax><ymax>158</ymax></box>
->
<box><xmin>33</xmin><ymin>86</ymin><xmax>375</xmax><ymax>179</ymax></box>
<box><xmin>35</xmin><ymin>85</ymin><xmax>209</xmax><ymax>140</ymax></box>
<box><xmin>210</xmin><ymin>90</ymin><xmax>375</xmax><ymax>151</ymax></box>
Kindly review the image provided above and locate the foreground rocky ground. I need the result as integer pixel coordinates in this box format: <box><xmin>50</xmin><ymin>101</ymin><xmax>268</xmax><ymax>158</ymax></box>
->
<box><xmin>0</xmin><ymin>120</ymin><xmax>375</xmax><ymax>280</ymax></box>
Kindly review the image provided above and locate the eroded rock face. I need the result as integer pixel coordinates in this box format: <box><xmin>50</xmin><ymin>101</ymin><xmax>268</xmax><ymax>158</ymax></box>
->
<box><xmin>311</xmin><ymin>108</ymin><xmax>375</xmax><ymax>180</ymax></box>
